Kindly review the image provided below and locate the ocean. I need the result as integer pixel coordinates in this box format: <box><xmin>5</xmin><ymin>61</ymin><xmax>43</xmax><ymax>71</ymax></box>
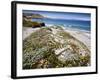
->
<box><xmin>32</xmin><ymin>18</ymin><xmax>91</xmax><ymax>31</ymax></box>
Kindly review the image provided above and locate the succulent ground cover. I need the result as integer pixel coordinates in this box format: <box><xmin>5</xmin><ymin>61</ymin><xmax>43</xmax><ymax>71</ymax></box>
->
<box><xmin>23</xmin><ymin>26</ymin><xmax>90</xmax><ymax>69</ymax></box>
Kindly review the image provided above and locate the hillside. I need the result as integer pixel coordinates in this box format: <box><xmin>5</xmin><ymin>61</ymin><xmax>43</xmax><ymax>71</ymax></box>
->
<box><xmin>23</xmin><ymin>26</ymin><xmax>90</xmax><ymax>69</ymax></box>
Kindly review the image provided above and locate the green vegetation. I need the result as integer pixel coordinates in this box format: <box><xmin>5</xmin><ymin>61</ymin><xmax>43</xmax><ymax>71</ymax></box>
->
<box><xmin>23</xmin><ymin>18</ymin><xmax>44</xmax><ymax>27</ymax></box>
<box><xmin>23</xmin><ymin>13</ymin><xmax>45</xmax><ymax>27</ymax></box>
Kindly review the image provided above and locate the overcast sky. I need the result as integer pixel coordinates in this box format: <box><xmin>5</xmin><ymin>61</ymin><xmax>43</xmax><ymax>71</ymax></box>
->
<box><xmin>23</xmin><ymin>10</ymin><xmax>91</xmax><ymax>21</ymax></box>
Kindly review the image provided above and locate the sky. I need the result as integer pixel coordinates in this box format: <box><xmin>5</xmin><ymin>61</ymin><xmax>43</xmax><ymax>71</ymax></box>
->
<box><xmin>23</xmin><ymin>10</ymin><xmax>91</xmax><ymax>21</ymax></box>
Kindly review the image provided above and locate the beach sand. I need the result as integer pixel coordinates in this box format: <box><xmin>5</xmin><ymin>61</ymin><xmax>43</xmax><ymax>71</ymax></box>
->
<box><xmin>22</xmin><ymin>27</ymin><xmax>40</xmax><ymax>40</ymax></box>
<box><xmin>64</xmin><ymin>28</ymin><xmax>91</xmax><ymax>50</ymax></box>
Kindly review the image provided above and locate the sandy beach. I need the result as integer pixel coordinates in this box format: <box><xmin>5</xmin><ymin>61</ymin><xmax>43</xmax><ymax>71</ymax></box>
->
<box><xmin>23</xmin><ymin>27</ymin><xmax>40</xmax><ymax>40</ymax></box>
<box><xmin>64</xmin><ymin>28</ymin><xmax>91</xmax><ymax>50</ymax></box>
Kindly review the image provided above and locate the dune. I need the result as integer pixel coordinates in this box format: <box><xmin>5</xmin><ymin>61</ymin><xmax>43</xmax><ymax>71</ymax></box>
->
<box><xmin>23</xmin><ymin>26</ymin><xmax>90</xmax><ymax>50</ymax></box>
<box><xmin>23</xmin><ymin>26</ymin><xmax>91</xmax><ymax>69</ymax></box>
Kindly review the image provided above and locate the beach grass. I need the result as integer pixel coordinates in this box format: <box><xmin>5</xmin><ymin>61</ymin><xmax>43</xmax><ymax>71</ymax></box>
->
<box><xmin>23</xmin><ymin>26</ymin><xmax>90</xmax><ymax>69</ymax></box>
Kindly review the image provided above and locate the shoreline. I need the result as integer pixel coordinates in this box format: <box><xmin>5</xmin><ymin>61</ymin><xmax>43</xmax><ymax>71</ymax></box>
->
<box><xmin>46</xmin><ymin>24</ymin><xmax>90</xmax><ymax>33</ymax></box>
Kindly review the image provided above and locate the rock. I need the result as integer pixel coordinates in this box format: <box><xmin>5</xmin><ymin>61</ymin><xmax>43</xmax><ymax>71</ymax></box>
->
<box><xmin>32</xmin><ymin>22</ymin><xmax>45</xmax><ymax>28</ymax></box>
<box><xmin>40</xmin><ymin>23</ymin><xmax>45</xmax><ymax>26</ymax></box>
